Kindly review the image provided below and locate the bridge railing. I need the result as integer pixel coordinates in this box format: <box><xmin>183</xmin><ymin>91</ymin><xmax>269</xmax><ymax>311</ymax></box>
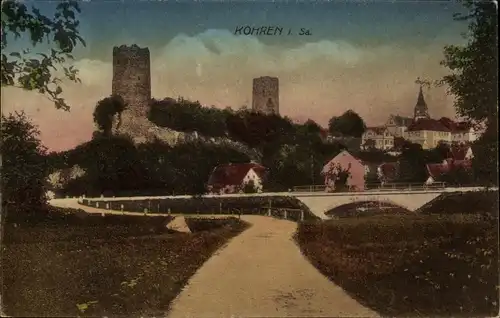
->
<box><xmin>292</xmin><ymin>182</ymin><xmax>449</xmax><ymax>193</ymax></box>
<box><xmin>292</xmin><ymin>185</ymin><xmax>326</xmax><ymax>192</ymax></box>
<box><xmin>365</xmin><ymin>182</ymin><xmax>448</xmax><ymax>191</ymax></box>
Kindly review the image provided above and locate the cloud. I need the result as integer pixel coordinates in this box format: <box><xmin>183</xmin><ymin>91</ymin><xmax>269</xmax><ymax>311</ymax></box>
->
<box><xmin>1</xmin><ymin>29</ymin><xmax>458</xmax><ymax>151</ymax></box>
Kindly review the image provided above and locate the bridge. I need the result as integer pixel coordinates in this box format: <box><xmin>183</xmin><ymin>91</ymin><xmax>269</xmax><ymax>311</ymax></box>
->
<box><xmin>77</xmin><ymin>186</ymin><xmax>490</xmax><ymax>220</ymax></box>
<box><xmin>291</xmin><ymin>187</ymin><xmax>485</xmax><ymax>219</ymax></box>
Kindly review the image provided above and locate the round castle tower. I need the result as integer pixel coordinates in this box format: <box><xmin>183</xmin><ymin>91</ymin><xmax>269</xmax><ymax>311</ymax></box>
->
<box><xmin>112</xmin><ymin>44</ymin><xmax>152</xmax><ymax>140</ymax></box>
<box><xmin>251</xmin><ymin>76</ymin><xmax>279</xmax><ymax>115</ymax></box>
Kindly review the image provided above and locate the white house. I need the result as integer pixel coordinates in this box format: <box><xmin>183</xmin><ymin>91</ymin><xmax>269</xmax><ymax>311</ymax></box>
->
<box><xmin>406</xmin><ymin>118</ymin><xmax>452</xmax><ymax>149</ymax></box>
<box><xmin>361</xmin><ymin>126</ymin><xmax>395</xmax><ymax>150</ymax></box>
<box><xmin>207</xmin><ymin>162</ymin><xmax>267</xmax><ymax>194</ymax></box>
<box><xmin>385</xmin><ymin>115</ymin><xmax>413</xmax><ymax>138</ymax></box>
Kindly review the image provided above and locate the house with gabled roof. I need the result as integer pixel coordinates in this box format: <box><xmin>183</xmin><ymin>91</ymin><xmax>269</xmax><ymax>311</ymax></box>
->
<box><xmin>406</xmin><ymin>118</ymin><xmax>452</xmax><ymax>149</ymax></box>
<box><xmin>207</xmin><ymin>162</ymin><xmax>267</xmax><ymax>194</ymax></box>
<box><xmin>321</xmin><ymin>150</ymin><xmax>365</xmax><ymax>192</ymax></box>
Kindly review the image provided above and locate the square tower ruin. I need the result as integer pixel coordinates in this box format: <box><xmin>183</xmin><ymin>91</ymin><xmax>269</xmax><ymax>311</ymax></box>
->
<box><xmin>252</xmin><ymin>76</ymin><xmax>279</xmax><ymax>115</ymax></box>
<box><xmin>112</xmin><ymin>44</ymin><xmax>152</xmax><ymax>141</ymax></box>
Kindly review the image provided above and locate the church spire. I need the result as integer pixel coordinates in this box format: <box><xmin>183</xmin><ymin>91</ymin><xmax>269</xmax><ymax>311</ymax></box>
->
<box><xmin>414</xmin><ymin>85</ymin><xmax>430</xmax><ymax>120</ymax></box>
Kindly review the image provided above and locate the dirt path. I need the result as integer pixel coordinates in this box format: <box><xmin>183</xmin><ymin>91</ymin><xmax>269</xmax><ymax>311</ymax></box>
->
<box><xmin>168</xmin><ymin>215</ymin><xmax>379</xmax><ymax>318</ymax></box>
<box><xmin>50</xmin><ymin>199</ymin><xmax>378</xmax><ymax>317</ymax></box>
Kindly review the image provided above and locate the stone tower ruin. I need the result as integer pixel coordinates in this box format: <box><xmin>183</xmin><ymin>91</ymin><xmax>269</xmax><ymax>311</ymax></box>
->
<box><xmin>112</xmin><ymin>44</ymin><xmax>152</xmax><ymax>141</ymax></box>
<box><xmin>252</xmin><ymin>76</ymin><xmax>279</xmax><ymax>115</ymax></box>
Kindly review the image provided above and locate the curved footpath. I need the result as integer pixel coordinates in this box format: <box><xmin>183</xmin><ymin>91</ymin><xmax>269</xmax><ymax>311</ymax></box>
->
<box><xmin>50</xmin><ymin>199</ymin><xmax>379</xmax><ymax>318</ymax></box>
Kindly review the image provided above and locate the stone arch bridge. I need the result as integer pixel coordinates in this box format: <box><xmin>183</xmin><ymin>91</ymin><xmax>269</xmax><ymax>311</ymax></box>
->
<box><xmin>290</xmin><ymin>187</ymin><xmax>484</xmax><ymax>219</ymax></box>
<box><xmin>74</xmin><ymin>187</ymin><xmax>488</xmax><ymax>221</ymax></box>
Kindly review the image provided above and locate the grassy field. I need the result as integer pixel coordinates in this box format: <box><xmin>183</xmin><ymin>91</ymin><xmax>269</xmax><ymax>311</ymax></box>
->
<box><xmin>296</xmin><ymin>191</ymin><xmax>499</xmax><ymax>317</ymax></box>
<box><xmin>2</xmin><ymin>206</ymin><xmax>249</xmax><ymax>317</ymax></box>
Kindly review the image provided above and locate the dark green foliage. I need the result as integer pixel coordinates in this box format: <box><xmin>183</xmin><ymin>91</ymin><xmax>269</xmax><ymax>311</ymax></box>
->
<box><xmin>440</xmin><ymin>1</ymin><xmax>498</xmax><ymax>185</ymax></box>
<box><xmin>93</xmin><ymin>95</ymin><xmax>127</xmax><ymax>135</ymax></box>
<box><xmin>225</xmin><ymin>110</ymin><xmax>296</xmax><ymax>148</ymax></box>
<box><xmin>397</xmin><ymin>141</ymin><xmax>429</xmax><ymax>182</ymax></box>
<box><xmin>418</xmin><ymin>190</ymin><xmax>498</xmax><ymax>216</ymax></box>
<box><xmin>1</xmin><ymin>0</ymin><xmax>85</xmax><ymax>110</ymax></box>
<box><xmin>328</xmin><ymin>110</ymin><xmax>367</xmax><ymax>138</ymax></box>
<box><xmin>52</xmin><ymin>136</ymin><xmax>252</xmax><ymax>197</ymax></box>
<box><xmin>1</xmin><ymin>112</ymin><xmax>48</xmax><ymax>210</ymax></box>
<box><xmin>471</xmin><ymin>129</ymin><xmax>498</xmax><ymax>186</ymax></box>
<box><xmin>439</xmin><ymin>164</ymin><xmax>475</xmax><ymax>186</ymax></box>
<box><xmin>148</xmin><ymin>98</ymin><xmax>230</xmax><ymax>137</ymax></box>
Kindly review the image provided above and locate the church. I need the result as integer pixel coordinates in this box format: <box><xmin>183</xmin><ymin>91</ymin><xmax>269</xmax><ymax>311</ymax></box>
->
<box><xmin>362</xmin><ymin>85</ymin><xmax>478</xmax><ymax>151</ymax></box>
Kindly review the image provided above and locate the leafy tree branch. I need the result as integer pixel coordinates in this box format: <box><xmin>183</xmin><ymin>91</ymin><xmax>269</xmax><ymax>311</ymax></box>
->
<box><xmin>1</xmin><ymin>0</ymin><xmax>86</xmax><ymax>110</ymax></box>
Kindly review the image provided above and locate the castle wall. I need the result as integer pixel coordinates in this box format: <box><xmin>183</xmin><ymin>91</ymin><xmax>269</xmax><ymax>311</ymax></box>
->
<box><xmin>252</xmin><ymin>76</ymin><xmax>279</xmax><ymax>115</ymax></box>
<box><xmin>112</xmin><ymin>45</ymin><xmax>152</xmax><ymax>139</ymax></box>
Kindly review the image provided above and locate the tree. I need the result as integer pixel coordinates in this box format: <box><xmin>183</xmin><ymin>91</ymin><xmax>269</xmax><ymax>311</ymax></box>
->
<box><xmin>1</xmin><ymin>0</ymin><xmax>86</xmax><ymax>110</ymax></box>
<box><xmin>440</xmin><ymin>1</ymin><xmax>498</xmax><ymax>185</ymax></box>
<box><xmin>362</xmin><ymin>139</ymin><xmax>376</xmax><ymax>150</ymax></box>
<box><xmin>398</xmin><ymin>141</ymin><xmax>428</xmax><ymax>182</ymax></box>
<box><xmin>93</xmin><ymin>95</ymin><xmax>127</xmax><ymax>135</ymax></box>
<box><xmin>242</xmin><ymin>180</ymin><xmax>258</xmax><ymax>193</ymax></box>
<box><xmin>328</xmin><ymin>110</ymin><xmax>366</xmax><ymax>138</ymax></box>
<box><xmin>440</xmin><ymin>163</ymin><xmax>475</xmax><ymax>186</ymax></box>
<box><xmin>324</xmin><ymin>163</ymin><xmax>351</xmax><ymax>192</ymax></box>
<box><xmin>1</xmin><ymin>112</ymin><xmax>48</xmax><ymax>211</ymax></box>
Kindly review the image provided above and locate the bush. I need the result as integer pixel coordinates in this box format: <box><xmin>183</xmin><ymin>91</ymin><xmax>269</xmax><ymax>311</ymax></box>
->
<box><xmin>417</xmin><ymin>190</ymin><xmax>498</xmax><ymax>216</ymax></box>
<box><xmin>1</xmin><ymin>112</ymin><xmax>48</xmax><ymax>210</ymax></box>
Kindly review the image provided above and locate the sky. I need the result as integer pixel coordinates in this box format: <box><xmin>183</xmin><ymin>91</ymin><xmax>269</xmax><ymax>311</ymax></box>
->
<box><xmin>1</xmin><ymin>0</ymin><xmax>470</xmax><ymax>151</ymax></box>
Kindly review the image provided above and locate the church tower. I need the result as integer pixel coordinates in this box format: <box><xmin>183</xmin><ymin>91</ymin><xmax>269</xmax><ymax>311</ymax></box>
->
<box><xmin>413</xmin><ymin>85</ymin><xmax>430</xmax><ymax>121</ymax></box>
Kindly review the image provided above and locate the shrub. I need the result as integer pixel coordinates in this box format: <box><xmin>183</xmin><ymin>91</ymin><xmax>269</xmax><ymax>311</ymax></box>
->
<box><xmin>1</xmin><ymin>112</ymin><xmax>48</xmax><ymax>211</ymax></box>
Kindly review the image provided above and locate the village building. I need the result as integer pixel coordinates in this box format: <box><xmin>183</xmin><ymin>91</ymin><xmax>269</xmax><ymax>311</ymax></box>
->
<box><xmin>438</xmin><ymin>117</ymin><xmax>479</xmax><ymax>144</ymax></box>
<box><xmin>207</xmin><ymin>162</ymin><xmax>267</xmax><ymax>194</ymax></box>
<box><xmin>385</xmin><ymin>114</ymin><xmax>413</xmax><ymax>138</ymax></box>
<box><xmin>425</xmin><ymin>157</ymin><xmax>473</xmax><ymax>185</ymax></box>
<box><xmin>361</xmin><ymin>126</ymin><xmax>395</xmax><ymax>150</ymax></box>
<box><xmin>406</xmin><ymin>118</ymin><xmax>452</xmax><ymax>149</ymax></box>
<box><xmin>321</xmin><ymin>150</ymin><xmax>365</xmax><ymax>192</ymax></box>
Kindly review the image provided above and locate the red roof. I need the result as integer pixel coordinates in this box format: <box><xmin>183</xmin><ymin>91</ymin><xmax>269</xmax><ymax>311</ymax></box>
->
<box><xmin>426</xmin><ymin>160</ymin><xmax>472</xmax><ymax>178</ymax></box>
<box><xmin>426</xmin><ymin>163</ymin><xmax>449</xmax><ymax>178</ymax></box>
<box><xmin>207</xmin><ymin>163</ymin><xmax>266</xmax><ymax>186</ymax></box>
<box><xmin>439</xmin><ymin>117</ymin><xmax>473</xmax><ymax>132</ymax></box>
<box><xmin>407</xmin><ymin>118</ymin><xmax>451</xmax><ymax>132</ymax></box>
